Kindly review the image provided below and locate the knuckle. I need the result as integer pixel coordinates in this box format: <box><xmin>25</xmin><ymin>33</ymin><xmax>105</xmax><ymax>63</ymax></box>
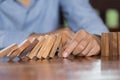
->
<box><xmin>74</xmin><ymin>38</ymin><xmax>79</xmax><ymax>44</ymax></box>
<box><xmin>78</xmin><ymin>30</ymin><xmax>86</xmax><ymax>35</ymax></box>
<box><xmin>88</xmin><ymin>35</ymin><xmax>93</xmax><ymax>39</ymax></box>
<box><xmin>80</xmin><ymin>30</ymin><xmax>86</xmax><ymax>33</ymax></box>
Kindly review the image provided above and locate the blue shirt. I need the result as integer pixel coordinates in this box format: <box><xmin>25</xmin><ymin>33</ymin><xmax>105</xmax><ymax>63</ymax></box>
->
<box><xmin>0</xmin><ymin>0</ymin><xmax>108</xmax><ymax>48</ymax></box>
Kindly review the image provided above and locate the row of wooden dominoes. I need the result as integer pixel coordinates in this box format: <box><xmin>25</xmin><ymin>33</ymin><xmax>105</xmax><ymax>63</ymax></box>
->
<box><xmin>101</xmin><ymin>32</ymin><xmax>120</xmax><ymax>57</ymax></box>
<box><xmin>0</xmin><ymin>33</ymin><xmax>68</xmax><ymax>61</ymax></box>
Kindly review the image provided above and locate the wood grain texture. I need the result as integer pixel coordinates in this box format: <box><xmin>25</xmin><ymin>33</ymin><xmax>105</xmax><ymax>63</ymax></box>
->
<box><xmin>58</xmin><ymin>33</ymin><xmax>67</xmax><ymax>57</ymax></box>
<box><xmin>27</xmin><ymin>36</ymin><xmax>45</xmax><ymax>59</ymax></box>
<box><xmin>101</xmin><ymin>33</ymin><xmax>109</xmax><ymax>56</ymax></box>
<box><xmin>37</xmin><ymin>35</ymin><xmax>56</xmax><ymax>59</ymax></box>
<box><xmin>19</xmin><ymin>38</ymin><xmax>39</xmax><ymax>61</ymax></box>
<box><xmin>101</xmin><ymin>33</ymin><xmax>105</xmax><ymax>56</ymax></box>
<box><xmin>118</xmin><ymin>32</ymin><xmax>120</xmax><ymax>56</ymax></box>
<box><xmin>0</xmin><ymin>44</ymin><xmax>18</xmax><ymax>58</ymax></box>
<box><xmin>109</xmin><ymin>32</ymin><xmax>118</xmax><ymax>56</ymax></box>
<box><xmin>8</xmin><ymin>39</ymin><xmax>31</xmax><ymax>60</ymax></box>
<box><xmin>49</xmin><ymin>34</ymin><xmax>61</xmax><ymax>58</ymax></box>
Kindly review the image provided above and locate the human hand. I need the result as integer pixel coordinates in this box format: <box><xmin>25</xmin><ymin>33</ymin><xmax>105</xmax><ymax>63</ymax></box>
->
<box><xmin>62</xmin><ymin>30</ymin><xmax>101</xmax><ymax>57</ymax></box>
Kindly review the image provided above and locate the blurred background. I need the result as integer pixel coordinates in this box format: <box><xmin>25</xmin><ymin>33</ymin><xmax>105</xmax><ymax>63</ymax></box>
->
<box><xmin>90</xmin><ymin>0</ymin><xmax>120</xmax><ymax>32</ymax></box>
<box><xmin>63</xmin><ymin>0</ymin><xmax>120</xmax><ymax>32</ymax></box>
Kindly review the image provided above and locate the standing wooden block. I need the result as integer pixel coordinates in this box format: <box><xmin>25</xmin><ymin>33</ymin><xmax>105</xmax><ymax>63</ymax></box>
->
<box><xmin>19</xmin><ymin>38</ymin><xmax>39</xmax><ymax>61</ymax></box>
<box><xmin>27</xmin><ymin>36</ymin><xmax>45</xmax><ymax>59</ymax></box>
<box><xmin>101</xmin><ymin>33</ymin><xmax>109</xmax><ymax>56</ymax></box>
<box><xmin>37</xmin><ymin>35</ymin><xmax>56</xmax><ymax>59</ymax></box>
<box><xmin>109</xmin><ymin>32</ymin><xmax>118</xmax><ymax>56</ymax></box>
<box><xmin>0</xmin><ymin>44</ymin><xmax>18</xmax><ymax>58</ymax></box>
<box><xmin>118</xmin><ymin>32</ymin><xmax>120</xmax><ymax>56</ymax></box>
<box><xmin>8</xmin><ymin>39</ymin><xmax>31</xmax><ymax>60</ymax></box>
<box><xmin>49</xmin><ymin>34</ymin><xmax>61</xmax><ymax>58</ymax></box>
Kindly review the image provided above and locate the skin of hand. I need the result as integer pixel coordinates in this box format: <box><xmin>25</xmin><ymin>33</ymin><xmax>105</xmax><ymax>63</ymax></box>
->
<box><xmin>62</xmin><ymin>30</ymin><xmax>101</xmax><ymax>57</ymax></box>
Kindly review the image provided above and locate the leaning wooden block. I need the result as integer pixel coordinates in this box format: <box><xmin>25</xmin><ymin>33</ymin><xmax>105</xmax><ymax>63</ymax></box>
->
<box><xmin>0</xmin><ymin>44</ymin><xmax>18</xmax><ymax>58</ymax></box>
<box><xmin>37</xmin><ymin>35</ymin><xmax>56</xmax><ymax>59</ymax></box>
<box><xmin>27</xmin><ymin>36</ymin><xmax>45</xmax><ymax>60</ymax></box>
<box><xmin>42</xmin><ymin>35</ymin><xmax>56</xmax><ymax>58</ymax></box>
<box><xmin>49</xmin><ymin>34</ymin><xmax>61</xmax><ymax>58</ymax></box>
<box><xmin>18</xmin><ymin>39</ymin><xmax>31</xmax><ymax>56</ymax></box>
<box><xmin>0</xmin><ymin>44</ymin><xmax>18</xmax><ymax>62</ymax></box>
<box><xmin>19</xmin><ymin>38</ymin><xmax>39</xmax><ymax>61</ymax></box>
<box><xmin>8</xmin><ymin>39</ymin><xmax>31</xmax><ymax>60</ymax></box>
<box><xmin>58</xmin><ymin>33</ymin><xmax>67</xmax><ymax>57</ymax></box>
<box><xmin>101</xmin><ymin>33</ymin><xmax>110</xmax><ymax>56</ymax></box>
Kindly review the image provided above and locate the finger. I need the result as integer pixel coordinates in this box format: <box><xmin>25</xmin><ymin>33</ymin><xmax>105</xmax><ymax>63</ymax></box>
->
<box><xmin>86</xmin><ymin>44</ymin><xmax>100</xmax><ymax>56</ymax></box>
<box><xmin>80</xmin><ymin>39</ymin><xmax>94</xmax><ymax>56</ymax></box>
<box><xmin>62</xmin><ymin>30</ymin><xmax>87</xmax><ymax>57</ymax></box>
<box><xmin>72</xmin><ymin>39</ymin><xmax>87</xmax><ymax>55</ymax></box>
<box><xmin>72</xmin><ymin>35</ymin><xmax>92</xmax><ymax>55</ymax></box>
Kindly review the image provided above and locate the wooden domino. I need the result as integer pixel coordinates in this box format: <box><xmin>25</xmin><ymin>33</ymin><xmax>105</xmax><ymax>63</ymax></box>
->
<box><xmin>8</xmin><ymin>39</ymin><xmax>31</xmax><ymax>60</ymax></box>
<box><xmin>101</xmin><ymin>33</ymin><xmax>109</xmax><ymax>56</ymax></box>
<box><xmin>0</xmin><ymin>32</ymin><xmax>68</xmax><ymax>62</ymax></box>
<box><xmin>1</xmin><ymin>31</ymin><xmax>120</xmax><ymax>62</ymax></box>
<box><xmin>37</xmin><ymin>35</ymin><xmax>56</xmax><ymax>59</ymax></box>
<box><xmin>118</xmin><ymin>32</ymin><xmax>120</xmax><ymax>56</ymax></box>
<box><xmin>19</xmin><ymin>38</ymin><xmax>39</xmax><ymax>61</ymax></box>
<box><xmin>27</xmin><ymin>36</ymin><xmax>45</xmax><ymax>60</ymax></box>
<box><xmin>0</xmin><ymin>44</ymin><xmax>18</xmax><ymax>58</ymax></box>
<box><xmin>49</xmin><ymin>34</ymin><xmax>61</xmax><ymax>58</ymax></box>
<box><xmin>58</xmin><ymin>33</ymin><xmax>67</xmax><ymax>57</ymax></box>
<box><xmin>110</xmin><ymin>32</ymin><xmax>118</xmax><ymax>56</ymax></box>
<box><xmin>101</xmin><ymin>32</ymin><xmax>120</xmax><ymax>57</ymax></box>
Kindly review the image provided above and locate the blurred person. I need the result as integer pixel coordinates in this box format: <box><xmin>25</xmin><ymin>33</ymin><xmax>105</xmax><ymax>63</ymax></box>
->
<box><xmin>0</xmin><ymin>0</ymin><xmax>108</xmax><ymax>57</ymax></box>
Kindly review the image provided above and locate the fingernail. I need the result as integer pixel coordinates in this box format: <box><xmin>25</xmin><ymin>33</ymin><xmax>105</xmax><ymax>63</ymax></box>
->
<box><xmin>63</xmin><ymin>52</ymin><xmax>68</xmax><ymax>58</ymax></box>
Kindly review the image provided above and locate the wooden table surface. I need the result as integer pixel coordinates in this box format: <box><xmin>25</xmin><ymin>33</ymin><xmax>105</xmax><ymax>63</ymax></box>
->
<box><xmin>0</xmin><ymin>56</ymin><xmax>120</xmax><ymax>80</ymax></box>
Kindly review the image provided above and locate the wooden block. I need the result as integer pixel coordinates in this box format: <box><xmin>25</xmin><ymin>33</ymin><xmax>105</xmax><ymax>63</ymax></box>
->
<box><xmin>118</xmin><ymin>32</ymin><xmax>120</xmax><ymax>56</ymax></box>
<box><xmin>0</xmin><ymin>44</ymin><xmax>18</xmax><ymax>62</ymax></box>
<box><xmin>109</xmin><ymin>32</ymin><xmax>113</xmax><ymax>57</ymax></box>
<box><xmin>0</xmin><ymin>44</ymin><xmax>18</xmax><ymax>58</ymax></box>
<box><xmin>8</xmin><ymin>39</ymin><xmax>31</xmax><ymax>60</ymax></box>
<box><xmin>109</xmin><ymin>32</ymin><xmax>118</xmax><ymax>56</ymax></box>
<box><xmin>27</xmin><ymin>36</ymin><xmax>45</xmax><ymax>59</ymax></box>
<box><xmin>18</xmin><ymin>39</ymin><xmax>31</xmax><ymax>56</ymax></box>
<box><xmin>37</xmin><ymin>35</ymin><xmax>56</xmax><ymax>59</ymax></box>
<box><xmin>19</xmin><ymin>38</ymin><xmax>39</xmax><ymax>61</ymax></box>
<box><xmin>49</xmin><ymin>34</ymin><xmax>61</xmax><ymax>58</ymax></box>
<box><xmin>58</xmin><ymin>33</ymin><xmax>67</xmax><ymax>57</ymax></box>
<box><xmin>101</xmin><ymin>33</ymin><xmax>109</xmax><ymax>56</ymax></box>
<box><xmin>7</xmin><ymin>48</ymin><xmax>20</xmax><ymax>60</ymax></box>
<box><xmin>58</xmin><ymin>42</ymin><xmax>63</xmax><ymax>57</ymax></box>
<box><xmin>101</xmin><ymin>33</ymin><xmax>105</xmax><ymax>56</ymax></box>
